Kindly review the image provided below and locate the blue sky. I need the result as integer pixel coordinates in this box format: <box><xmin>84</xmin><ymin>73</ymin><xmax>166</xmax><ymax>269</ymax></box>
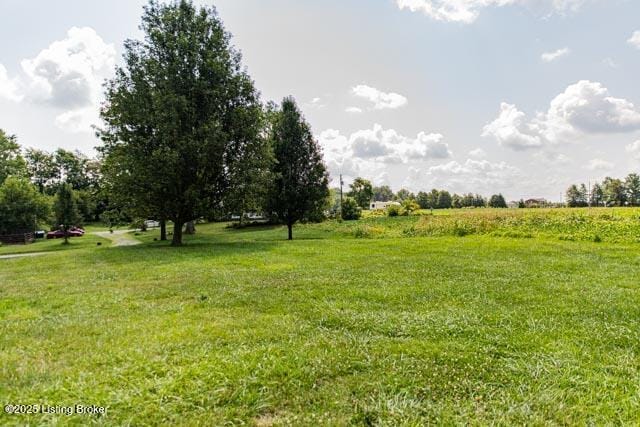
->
<box><xmin>1</xmin><ymin>0</ymin><xmax>640</xmax><ymax>200</ymax></box>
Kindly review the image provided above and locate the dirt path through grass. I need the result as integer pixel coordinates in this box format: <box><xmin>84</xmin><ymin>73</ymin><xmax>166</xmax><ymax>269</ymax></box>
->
<box><xmin>0</xmin><ymin>252</ymin><xmax>48</xmax><ymax>260</ymax></box>
<box><xmin>93</xmin><ymin>230</ymin><xmax>141</xmax><ymax>247</ymax></box>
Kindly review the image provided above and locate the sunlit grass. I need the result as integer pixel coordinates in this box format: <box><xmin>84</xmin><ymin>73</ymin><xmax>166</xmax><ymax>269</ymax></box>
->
<box><xmin>1</xmin><ymin>217</ymin><xmax>640</xmax><ymax>425</ymax></box>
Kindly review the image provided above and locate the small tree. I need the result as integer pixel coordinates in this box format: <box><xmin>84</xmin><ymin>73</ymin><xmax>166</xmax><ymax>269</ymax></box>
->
<box><xmin>416</xmin><ymin>191</ymin><xmax>430</xmax><ymax>209</ymax></box>
<box><xmin>488</xmin><ymin>194</ymin><xmax>507</xmax><ymax>208</ymax></box>
<box><xmin>266</xmin><ymin>97</ymin><xmax>329</xmax><ymax>240</ymax></box>
<box><xmin>602</xmin><ymin>177</ymin><xmax>626</xmax><ymax>207</ymax></box>
<box><xmin>341</xmin><ymin>197</ymin><xmax>361</xmax><ymax>220</ymax></box>
<box><xmin>625</xmin><ymin>173</ymin><xmax>640</xmax><ymax>206</ymax></box>
<box><xmin>373</xmin><ymin>185</ymin><xmax>394</xmax><ymax>202</ymax></box>
<box><xmin>387</xmin><ymin>204</ymin><xmax>402</xmax><ymax>217</ymax></box>
<box><xmin>437</xmin><ymin>191</ymin><xmax>452</xmax><ymax>209</ymax></box>
<box><xmin>590</xmin><ymin>183</ymin><xmax>604</xmax><ymax>207</ymax></box>
<box><xmin>395</xmin><ymin>188</ymin><xmax>413</xmax><ymax>201</ymax></box>
<box><xmin>54</xmin><ymin>183</ymin><xmax>80</xmax><ymax>244</ymax></box>
<box><xmin>100</xmin><ymin>209</ymin><xmax>122</xmax><ymax>233</ymax></box>
<box><xmin>402</xmin><ymin>199</ymin><xmax>420</xmax><ymax>215</ymax></box>
<box><xmin>348</xmin><ymin>178</ymin><xmax>373</xmax><ymax>209</ymax></box>
<box><xmin>452</xmin><ymin>194</ymin><xmax>462</xmax><ymax>209</ymax></box>
<box><xmin>0</xmin><ymin>177</ymin><xmax>50</xmax><ymax>235</ymax></box>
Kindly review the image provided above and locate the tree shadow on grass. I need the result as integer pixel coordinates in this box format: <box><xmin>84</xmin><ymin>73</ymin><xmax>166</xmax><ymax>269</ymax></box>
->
<box><xmin>77</xmin><ymin>238</ymin><xmax>282</xmax><ymax>267</ymax></box>
<box><xmin>220</xmin><ymin>223</ymin><xmax>331</xmax><ymax>240</ymax></box>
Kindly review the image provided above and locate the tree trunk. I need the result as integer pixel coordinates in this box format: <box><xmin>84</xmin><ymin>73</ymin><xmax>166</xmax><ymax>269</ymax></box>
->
<box><xmin>287</xmin><ymin>220</ymin><xmax>293</xmax><ymax>241</ymax></box>
<box><xmin>160</xmin><ymin>219</ymin><xmax>167</xmax><ymax>241</ymax></box>
<box><xmin>171</xmin><ymin>221</ymin><xmax>184</xmax><ymax>246</ymax></box>
<box><xmin>185</xmin><ymin>221</ymin><xmax>196</xmax><ymax>235</ymax></box>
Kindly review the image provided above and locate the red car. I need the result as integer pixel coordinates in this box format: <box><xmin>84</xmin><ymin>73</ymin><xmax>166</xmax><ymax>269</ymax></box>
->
<box><xmin>46</xmin><ymin>228</ymin><xmax>85</xmax><ymax>239</ymax></box>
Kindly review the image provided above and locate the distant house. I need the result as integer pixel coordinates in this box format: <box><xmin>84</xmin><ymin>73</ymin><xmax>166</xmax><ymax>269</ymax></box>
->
<box><xmin>370</xmin><ymin>201</ymin><xmax>401</xmax><ymax>211</ymax></box>
<box><xmin>525</xmin><ymin>198</ymin><xmax>549</xmax><ymax>208</ymax></box>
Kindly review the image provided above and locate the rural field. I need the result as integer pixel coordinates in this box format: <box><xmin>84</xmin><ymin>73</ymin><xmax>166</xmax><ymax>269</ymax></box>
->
<box><xmin>2</xmin><ymin>208</ymin><xmax>640</xmax><ymax>425</ymax></box>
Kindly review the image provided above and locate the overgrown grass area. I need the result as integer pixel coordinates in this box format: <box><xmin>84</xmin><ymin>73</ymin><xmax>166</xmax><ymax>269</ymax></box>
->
<box><xmin>1</xmin><ymin>213</ymin><xmax>640</xmax><ymax>425</ymax></box>
<box><xmin>339</xmin><ymin>207</ymin><xmax>640</xmax><ymax>243</ymax></box>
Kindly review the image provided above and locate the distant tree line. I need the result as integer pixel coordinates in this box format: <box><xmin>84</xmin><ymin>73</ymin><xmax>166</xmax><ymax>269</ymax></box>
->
<box><xmin>341</xmin><ymin>177</ymin><xmax>508</xmax><ymax>212</ymax></box>
<box><xmin>0</xmin><ymin>129</ymin><xmax>101</xmax><ymax>238</ymax></box>
<box><xmin>565</xmin><ymin>174</ymin><xmax>640</xmax><ymax>207</ymax></box>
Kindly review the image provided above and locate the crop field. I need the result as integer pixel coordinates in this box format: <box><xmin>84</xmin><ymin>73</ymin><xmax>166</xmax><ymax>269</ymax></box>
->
<box><xmin>2</xmin><ymin>208</ymin><xmax>640</xmax><ymax>425</ymax></box>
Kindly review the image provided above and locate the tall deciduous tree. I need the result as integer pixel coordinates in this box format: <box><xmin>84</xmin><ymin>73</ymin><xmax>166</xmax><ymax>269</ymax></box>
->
<box><xmin>99</xmin><ymin>0</ymin><xmax>263</xmax><ymax>246</ymax></box>
<box><xmin>437</xmin><ymin>190</ymin><xmax>452</xmax><ymax>209</ymax></box>
<box><xmin>565</xmin><ymin>184</ymin><xmax>586</xmax><ymax>207</ymax></box>
<box><xmin>224</xmin><ymin>116</ymin><xmax>274</xmax><ymax>225</ymax></box>
<box><xmin>373</xmin><ymin>185</ymin><xmax>394</xmax><ymax>202</ymax></box>
<box><xmin>395</xmin><ymin>188</ymin><xmax>413</xmax><ymax>202</ymax></box>
<box><xmin>590</xmin><ymin>182</ymin><xmax>604</xmax><ymax>207</ymax></box>
<box><xmin>348</xmin><ymin>177</ymin><xmax>373</xmax><ymax>209</ymax></box>
<box><xmin>267</xmin><ymin>97</ymin><xmax>329</xmax><ymax>240</ymax></box>
<box><xmin>54</xmin><ymin>183</ymin><xmax>80</xmax><ymax>244</ymax></box>
<box><xmin>625</xmin><ymin>173</ymin><xmax>640</xmax><ymax>206</ymax></box>
<box><xmin>24</xmin><ymin>148</ymin><xmax>57</xmax><ymax>193</ymax></box>
<box><xmin>488</xmin><ymin>194</ymin><xmax>507</xmax><ymax>208</ymax></box>
<box><xmin>416</xmin><ymin>191</ymin><xmax>430</xmax><ymax>209</ymax></box>
<box><xmin>602</xmin><ymin>177</ymin><xmax>626</xmax><ymax>207</ymax></box>
<box><xmin>0</xmin><ymin>129</ymin><xmax>27</xmax><ymax>185</ymax></box>
<box><xmin>0</xmin><ymin>177</ymin><xmax>50</xmax><ymax>235</ymax></box>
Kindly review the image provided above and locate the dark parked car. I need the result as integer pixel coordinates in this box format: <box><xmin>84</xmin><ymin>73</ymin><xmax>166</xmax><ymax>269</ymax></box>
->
<box><xmin>46</xmin><ymin>228</ymin><xmax>85</xmax><ymax>239</ymax></box>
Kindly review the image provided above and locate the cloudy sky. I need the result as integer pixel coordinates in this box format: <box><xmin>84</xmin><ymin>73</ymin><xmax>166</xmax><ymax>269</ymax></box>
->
<box><xmin>1</xmin><ymin>0</ymin><xmax>640</xmax><ymax>200</ymax></box>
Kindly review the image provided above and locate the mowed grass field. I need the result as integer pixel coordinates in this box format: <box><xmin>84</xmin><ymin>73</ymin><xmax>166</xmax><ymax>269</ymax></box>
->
<box><xmin>2</xmin><ymin>208</ymin><xmax>640</xmax><ymax>425</ymax></box>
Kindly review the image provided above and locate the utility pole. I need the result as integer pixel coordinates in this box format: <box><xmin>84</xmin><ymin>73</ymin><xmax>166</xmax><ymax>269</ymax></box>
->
<box><xmin>339</xmin><ymin>174</ymin><xmax>344</xmax><ymax>217</ymax></box>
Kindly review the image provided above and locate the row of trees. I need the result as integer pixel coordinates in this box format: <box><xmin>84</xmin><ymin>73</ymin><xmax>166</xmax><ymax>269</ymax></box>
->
<box><xmin>0</xmin><ymin>129</ymin><xmax>88</xmax><ymax>240</ymax></box>
<box><xmin>0</xmin><ymin>130</ymin><xmax>105</xmax><ymax>222</ymax></box>
<box><xmin>0</xmin><ymin>176</ymin><xmax>81</xmax><ymax>243</ymax></box>
<box><xmin>565</xmin><ymin>174</ymin><xmax>640</xmax><ymax>207</ymax></box>
<box><xmin>345</xmin><ymin>177</ymin><xmax>508</xmax><ymax>210</ymax></box>
<box><xmin>98</xmin><ymin>0</ymin><xmax>328</xmax><ymax>245</ymax></box>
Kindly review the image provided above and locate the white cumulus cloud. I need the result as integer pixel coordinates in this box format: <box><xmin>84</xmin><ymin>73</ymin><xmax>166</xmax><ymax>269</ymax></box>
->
<box><xmin>468</xmin><ymin>148</ymin><xmax>487</xmax><ymax>158</ymax></box>
<box><xmin>585</xmin><ymin>158</ymin><xmax>614</xmax><ymax>171</ymax></box>
<box><xmin>541</xmin><ymin>47</ymin><xmax>570</xmax><ymax>62</ymax></box>
<box><xmin>628</xmin><ymin>31</ymin><xmax>640</xmax><ymax>49</ymax></box>
<box><xmin>484</xmin><ymin>80</ymin><xmax>640</xmax><ymax>150</ymax></box>
<box><xmin>0</xmin><ymin>27</ymin><xmax>116</xmax><ymax>133</ymax></box>
<box><xmin>626</xmin><ymin>141</ymin><xmax>640</xmax><ymax>160</ymax></box>
<box><xmin>425</xmin><ymin>158</ymin><xmax>522</xmax><ymax>194</ymax></box>
<box><xmin>0</xmin><ymin>64</ymin><xmax>22</xmax><ymax>102</ymax></box>
<box><xmin>351</xmin><ymin>85</ymin><xmax>408</xmax><ymax>110</ymax></box>
<box><xmin>395</xmin><ymin>0</ymin><xmax>590</xmax><ymax>24</ymax></box>
<box><xmin>345</xmin><ymin>106</ymin><xmax>363</xmax><ymax>114</ymax></box>
<box><xmin>482</xmin><ymin>102</ymin><xmax>543</xmax><ymax>150</ymax></box>
<box><xmin>317</xmin><ymin>124</ymin><xmax>453</xmax><ymax>181</ymax></box>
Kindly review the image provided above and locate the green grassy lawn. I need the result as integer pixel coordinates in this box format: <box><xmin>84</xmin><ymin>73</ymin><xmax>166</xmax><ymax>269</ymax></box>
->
<box><xmin>1</xmin><ymin>214</ymin><xmax>640</xmax><ymax>425</ymax></box>
<box><xmin>0</xmin><ymin>233</ymin><xmax>109</xmax><ymax>256</ymax></box>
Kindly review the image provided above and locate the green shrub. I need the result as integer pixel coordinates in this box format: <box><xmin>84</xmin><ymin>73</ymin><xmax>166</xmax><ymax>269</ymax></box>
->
<box><xmin>387</xmin><ymin>205</ymin><xmax>402</xmax><ymax>217</ymax></box>
<box><xmin>401</xmin><ymin>199</ymin><xmax>420</xmax><ymax>215</ymax></box>
<box><xmin>341</xmin><ymin>197</ymin><xmax>362</xmax><ymax>220</ymax></box>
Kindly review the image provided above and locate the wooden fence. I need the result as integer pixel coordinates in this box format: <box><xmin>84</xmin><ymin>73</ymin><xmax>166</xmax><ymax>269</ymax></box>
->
<box><xmin>0</xmin><ymin>232</ymin><xmax>35</xmax><ymax>245</ymax></box>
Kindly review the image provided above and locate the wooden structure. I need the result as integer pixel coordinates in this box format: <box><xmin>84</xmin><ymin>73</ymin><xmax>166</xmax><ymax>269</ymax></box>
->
<box><xmin>0</xmin><ymin>232</ymin><xmax>35</xmax><ymax>245</ymax></box>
